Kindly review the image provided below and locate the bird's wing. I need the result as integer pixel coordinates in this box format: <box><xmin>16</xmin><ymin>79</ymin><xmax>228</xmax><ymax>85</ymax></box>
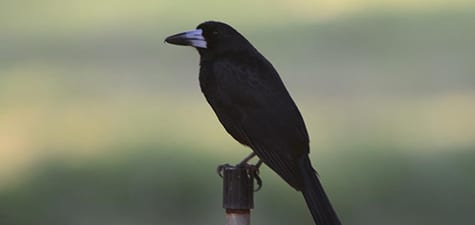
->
<box><xmin>210</xmin><ymin>55</ymin><xmax>310</xmax><ymax>189</ymax></box>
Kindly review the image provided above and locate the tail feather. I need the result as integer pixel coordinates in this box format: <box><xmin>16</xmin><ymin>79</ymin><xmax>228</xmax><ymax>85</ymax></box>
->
<box><xmin>299</xmin><ymin>157</ymin><xmax>341</xmax><ymax>225</ymax></box>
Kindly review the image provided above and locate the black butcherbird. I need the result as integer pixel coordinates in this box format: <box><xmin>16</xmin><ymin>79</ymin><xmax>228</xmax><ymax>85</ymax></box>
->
<box><xmin>165</xmin><ymin>21</ymin><xmax>341</xmax><ymax>225</ymax></box>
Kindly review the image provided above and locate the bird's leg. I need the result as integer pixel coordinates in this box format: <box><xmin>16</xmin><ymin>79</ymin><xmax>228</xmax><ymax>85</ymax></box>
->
<box><xmin>255</xmin><ymin>159</ymin><xmax>263</xmax><ymax>168</ymax></box>
<box><xmin>240</xmin><ymin>156</ymin><xmax>264</xmax><ymax>192</ymax></box>
<box><xmin>217</xmin><ymin>153</ymin><xmax>264</xmax><ymax>191</ymax></box>
<box><xmin>216</xmin><ymin>159</ymin><xmax>264</xmax><ymax>192</ymax></box>
<box><xmin>216</xmin><ymin>152</ymin><xmax>256</xmax><ymax>177</ymax></box>
<box><xmin>237</xmin><ymin>152</ymin><xmax>257</xmax><ymax>166</ymax></box>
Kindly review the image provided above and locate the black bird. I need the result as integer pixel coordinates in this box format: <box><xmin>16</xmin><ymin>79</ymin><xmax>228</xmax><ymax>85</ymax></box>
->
<box><xmin>165</xmin><ymin>21</ymin><xmax>341</xmax><ymax>225</ymax></box>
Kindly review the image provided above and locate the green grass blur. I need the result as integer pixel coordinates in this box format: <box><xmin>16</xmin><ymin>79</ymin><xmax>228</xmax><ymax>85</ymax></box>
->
<box><xmin>1</xmin><ymin>1</ymin><xmax>474</xmax><ymax>225</ymax></box>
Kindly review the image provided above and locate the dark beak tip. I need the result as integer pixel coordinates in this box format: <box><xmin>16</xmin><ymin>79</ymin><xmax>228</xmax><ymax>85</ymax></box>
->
<box><xmin>164</xmin><ymin>36</ymin><xmax>173</xmax><ymax>44</ymax></box>
<box><xmin>164</xmin><ymin>34</ymin><xmax>183</xmax><ymax>46</ymax></box>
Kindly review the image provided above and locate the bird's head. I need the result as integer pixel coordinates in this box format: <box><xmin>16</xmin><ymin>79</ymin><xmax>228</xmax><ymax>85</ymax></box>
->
<box><xmin>165</xmin><ymin>21</ymin><xmax>252</xmax><ymax>55</ymax></box>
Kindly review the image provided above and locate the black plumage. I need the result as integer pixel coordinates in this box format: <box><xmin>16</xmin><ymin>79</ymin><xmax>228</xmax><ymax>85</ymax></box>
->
<box><xmin>165</xmin><ymin>21</ymin><xmax>341</xmax><ymax>225</ymax></box>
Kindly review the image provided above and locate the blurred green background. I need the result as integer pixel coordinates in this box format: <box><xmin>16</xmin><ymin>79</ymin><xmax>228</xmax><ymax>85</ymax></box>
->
<box><xmin>1</xmin><ymin>1</ymin><xmax>474</xmax><ymax>225</ymax></box>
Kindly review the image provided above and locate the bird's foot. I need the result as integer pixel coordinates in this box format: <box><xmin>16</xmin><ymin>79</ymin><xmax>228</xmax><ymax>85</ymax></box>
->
<box><xmin>245</xmin><ymin>163</ymin><xmax>263</xmax><ymax>192</ymax></box>
<box><xmin>217</xmin><ymin>162</ymin><xmax>263</xmax><ymax>192</ymax></box>
<box><xmin>216</xmin><ymin>163</ymin><xmax>230</xmax><ymax>177</ymax></box>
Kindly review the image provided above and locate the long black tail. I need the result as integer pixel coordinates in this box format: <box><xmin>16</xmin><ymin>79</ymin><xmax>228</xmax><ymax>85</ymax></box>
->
<box><xmin>299</xmin><ymin>157</ymin><xmax>342</xmax><ymax>225</ymax></box>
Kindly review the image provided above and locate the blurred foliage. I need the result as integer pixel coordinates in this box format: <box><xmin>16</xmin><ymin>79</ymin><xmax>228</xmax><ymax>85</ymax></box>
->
<box><xmin>0</xmin><ymin>0</ymin><xmax>474</xmax><ymax>225</ymax></box>
<box><xmin>0</xmin><ymin>146</ymin><xmax>474</xmax><ymax>225</ymax></box>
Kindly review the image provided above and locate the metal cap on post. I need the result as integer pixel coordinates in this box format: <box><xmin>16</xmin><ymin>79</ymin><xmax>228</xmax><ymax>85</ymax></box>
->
<box><xmin>221</xmin><ymin>164</ymin><xmax>255</xmax><ymax>225</ymax></box>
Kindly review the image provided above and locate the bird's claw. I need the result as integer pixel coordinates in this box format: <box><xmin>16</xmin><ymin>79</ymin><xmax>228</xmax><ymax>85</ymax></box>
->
<box><xmin>217</xmin><ymin>163</ymin><xmax>230</xmax><ymax>178</ymax></box>
<box><xmin>246</xmin><ymin>164</ymin><xmax>263</xmax><ymax>192</ymax></box>
<box><xmin>217</xmin><ymin>163</ymin><xmax>263</xmax><ymax>192</ymax></box>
